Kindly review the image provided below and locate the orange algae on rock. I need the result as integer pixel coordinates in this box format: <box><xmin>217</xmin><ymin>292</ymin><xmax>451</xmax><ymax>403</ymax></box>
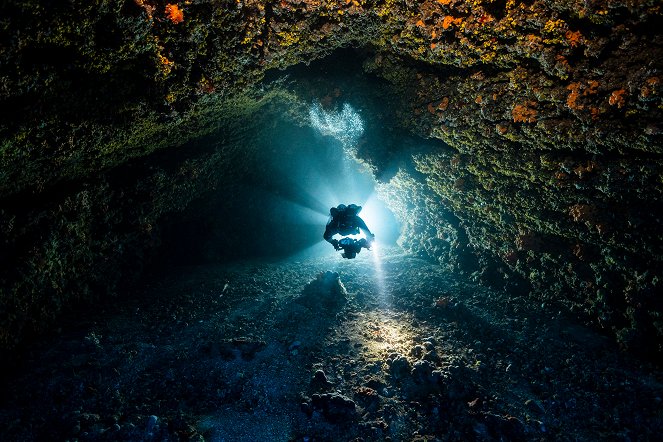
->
<box><xmin>640</xmin><ymin>77</ymin><xmax>660</xmax><ymax>98</ymax></box>
<box><xmin>427</xmin><ymin>97</ymin><xmax>450</xmax><ymax>114</ymax></box>
<box><xmin>566</xmin><ymin>82</ymin><xmax>582</xmax><ymax>110</ymax></box>
<box><xmin>567</xmin><ymin>80</ymin><xmax>599</xmax><ymax>111</ymax></box>
<box><xmin>438</xmin><ymin>96</ymin><xmax>449</xmax><ymax>110</ymax></box>
<box><xmin>442</xmin><ymin>15</ymin><xmax>462</xmax><ymax>30</ymax></box>
<box><xmin>609</xmin><ymin>89</ymin><xmax>626</xmax><ymax>108</ymax></box>
<box><xmin>495</xmin><ymin>123</ymin><xmax>508</xmax><ymax>134</ymax></box>
<box><xmin>565</xmin><ymin>30</ymin><xmax>582</xmax><ymax>48</ymax></box>
<box><xmin>165</xmin><ymin>3</ymin><xmax>184</xmax><ymax>24</ymax></box>
<box><xmin>584</xmin><ymin>80</ymin><xmax>599</xmax><ymax>96</ymax></box>
<box><xmin>158</xmin><ymin>54</ymin><xmax>174</xmax><ymax>75</ymax></box>
<box><xmin>512</xmin><ymin>101</ymin><xmax>538</xmax><ymax>123</ymax></box>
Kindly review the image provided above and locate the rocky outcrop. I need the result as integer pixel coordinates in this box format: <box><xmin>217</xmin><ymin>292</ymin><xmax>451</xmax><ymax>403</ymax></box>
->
<box><xmin>362</xmin><ymin>1</ymin><xmax>663</xmax><ymax>355</ymax></box>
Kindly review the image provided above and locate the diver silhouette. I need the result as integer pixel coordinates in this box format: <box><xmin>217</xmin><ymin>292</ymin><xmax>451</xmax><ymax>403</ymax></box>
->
<box><xmin>324</xmin><ymin>204</ymin><xmax>375</xmax><ymax>259</ymax></box>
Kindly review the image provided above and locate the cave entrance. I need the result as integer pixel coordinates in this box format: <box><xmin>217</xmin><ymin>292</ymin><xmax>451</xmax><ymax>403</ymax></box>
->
<box><xmin>157</xmin><ymin>49</ymin><xmax>403</xmax><ymax>266</ymax></box>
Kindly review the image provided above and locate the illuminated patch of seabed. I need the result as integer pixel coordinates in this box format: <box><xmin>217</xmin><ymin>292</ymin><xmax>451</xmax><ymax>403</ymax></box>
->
<box><xmin>340</xmin><ymin>310</ymin><xmax>415</xmax><ymax>360</ymax></box>
<box><xmin>358</xmin><ymin>244</ymin><xmax>414</xmax><ymax>358</ymax></box>
<box><xmin>323</xmin><ymin>242</ymin><xmax>414</xmax><ymax>361</ymax></box>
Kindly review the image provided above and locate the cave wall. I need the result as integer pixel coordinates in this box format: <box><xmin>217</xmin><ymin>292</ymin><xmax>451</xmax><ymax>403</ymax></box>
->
<box><xmin>361</xmin><ymin>0</ymin><xmax>663</xmax><ymax>354</ymax></box>
<box><xmin>0</xmin><ymin>89</ymin><xmax>306</xmax><ymax>352</ymax></box>
<box><xmin>1</xmin><ymin>1</ymin><xmax>662</xmax><ymax>355</ymax></box>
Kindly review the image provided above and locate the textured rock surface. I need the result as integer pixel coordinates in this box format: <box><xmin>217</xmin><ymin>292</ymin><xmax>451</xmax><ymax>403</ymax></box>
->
<box><xmin>1</xmin><ymin>1</ymin><xmax>662</xmax><ymax>356</ymax></box>
<box><xmin>362</xmin><ymin>1</ymin><xmax>663</xmax><ymax>355</ymax></box>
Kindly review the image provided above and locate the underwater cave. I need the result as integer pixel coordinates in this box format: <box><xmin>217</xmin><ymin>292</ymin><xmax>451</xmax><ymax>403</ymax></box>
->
<box><xmin>1</xmin><ymin>1</ymin><xmax>662</xmax><ymax>440</ymax></box>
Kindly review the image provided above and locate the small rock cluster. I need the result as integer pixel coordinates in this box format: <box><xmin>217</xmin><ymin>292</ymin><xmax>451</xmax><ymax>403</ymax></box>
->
<box><xmin>298</xmin><ymin>271</ymin><xmax>348</xmax><ymax>309</ymax></box>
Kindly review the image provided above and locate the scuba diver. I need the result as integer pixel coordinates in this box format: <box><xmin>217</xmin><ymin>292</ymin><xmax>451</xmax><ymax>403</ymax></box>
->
<box><xmin>324</xmin><ymin>204</ymin><xmax>375</xmax><ymax>259</ymax></box>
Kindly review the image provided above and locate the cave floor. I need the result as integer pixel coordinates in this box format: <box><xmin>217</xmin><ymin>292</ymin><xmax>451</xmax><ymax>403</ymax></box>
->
<box><xmin>1</xmin><ymin>247</ymin><xmax>661</xmax><ymax>441</ymax></box>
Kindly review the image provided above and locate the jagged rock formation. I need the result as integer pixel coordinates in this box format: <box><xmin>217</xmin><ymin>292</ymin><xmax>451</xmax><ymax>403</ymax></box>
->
<box><xmin>1</xmin><ymin>1</ymin><xmax>661</xmax><ymax>356</ymax></box>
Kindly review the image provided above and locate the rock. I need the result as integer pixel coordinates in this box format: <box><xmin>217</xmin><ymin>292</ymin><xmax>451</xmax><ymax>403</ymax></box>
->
<box><xmin>80</xmin><ymin>413</ymin><xmax>100</xmax><ymax>425</ymax></box>
<box><xmin>411</xmin><ymin>360</ymin><xmax>435</xmax><ymax>384</ymax></box>
<box><xmin>359</xmin><ymin>419</ymin><xmax>388</xmax><ymax>438</ymax></box>
<box><xmin>366</xmin><ymin>377</ymin><xmax>387</xmax><ymax>392</ymax></box>
<box><xmin>301</xmin><ymin>402</ymin><xmax>312</xmax><ymax>416</ymax></box>
<box><xmin>313</xmin><ymin>369</ymin><xmax>329</xmax><ymax>383</ymax></box>
<box><xmin>480</xmin><ymin>412</ymin><xmax>526</xmax><ymax>440</ymax></box>
<box><xmin>146</xmin><ymin>415</ymin><xmax>159</xmax><ymax>435</ymax></box>
<box><xmin>473</xmin><ymin>422</ymin><xmax>490</xmax><ymax>439</ymax></box>
<box><xmin>298</xmin><ymin>271</ymin><xmax>347</xmax><ymax>308</ymax></box>
<box><xmin>311</xmin><ymin>393</ymin><xmax>357</xmax><ymax>423</ymax></box>
<box><xmin>422</xmin><ymin>348</ymin><xmax>440</xmax><ymax>364</ymax></box>
<box><xmin>525</xmin><ymin>399</ymin><xmax>545</xmax><ymax>414</ymax></box>
<box><xmin>354</xmin><ymin>386</ymin><xmax>380</xmax><ymax>412</ymax></box>
<box><xmin>311</xmin><ymin>369</ymin><xmax>332</xmax><ymax>390</ymax></box>
<box><xmin>215</xmin><ymin>337</ymin><xmax>267</xmax><ymax>360</ymax></box>
<box><xmin>410</xmin><ymin>344</ymin><xmax>424</xmax><ymax>358</ymax></box>
<box><xmin>389</xmin><ymin>354</ymin><xmax>411</xmax><ymax>380</ymax></box>
<box><xmin>431</xmin><ymin>370</ymin><xmax>444</xmax><ymax>384</ymax></box>
<box><xmin>231</xmin><ymin>337</ymin><xmax>266</xmax><ymax>359</ymax></box>
<box><xmin>446</xmin><ymin>364</ymin><xmax>471</xmax><ymax>400</ymax></box>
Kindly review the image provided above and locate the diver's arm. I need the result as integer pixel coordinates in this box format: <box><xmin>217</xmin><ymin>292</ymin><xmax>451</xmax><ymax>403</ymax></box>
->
<box><xmin>323</xmin><ymin>223</ymin><xmax>334</xmax><ymax>242</ymax></box>
<box><xmin>324</xmin><ymin>223</ymin><xmax>340</xmax><ymax>249</ymax></box>
<box><xmin>355</xmin><ymin>216</ymin><xmax>375</xmax><ymax>242</ymax></box>
<box><xmin>355</xmin><ymin>216</ymin><xmax>372</xmax><ymax>236</ymax></box>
